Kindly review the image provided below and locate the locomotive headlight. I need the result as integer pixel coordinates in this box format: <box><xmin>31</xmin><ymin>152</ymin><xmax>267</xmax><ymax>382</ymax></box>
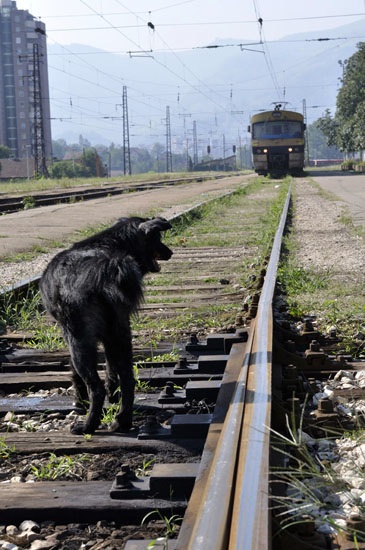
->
<box><xmin>263</xmin><ymin>148</ymin><xmax>268</xmax><ymax>153</ymax></box>
<box><xmin>288</xmin><ymin>147</ymin><xmax>293</xmax><ymax>152</ymax></box>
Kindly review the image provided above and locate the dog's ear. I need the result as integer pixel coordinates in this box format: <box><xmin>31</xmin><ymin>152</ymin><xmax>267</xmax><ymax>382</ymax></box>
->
<box><xmin>138</xmin><ymin>217</ymin><xmax>172</xmax><ymax>234</ymax></box>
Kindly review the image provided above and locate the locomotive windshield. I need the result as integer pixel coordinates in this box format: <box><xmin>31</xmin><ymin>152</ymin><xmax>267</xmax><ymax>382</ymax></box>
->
<box><xmin>252</xmin><ymin>120</ymin><xmax>302</xmax><ymax>139</ymax></box>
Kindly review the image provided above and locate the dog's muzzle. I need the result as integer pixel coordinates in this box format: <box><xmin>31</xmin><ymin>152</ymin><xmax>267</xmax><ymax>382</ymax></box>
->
<box><xmin>158</xmin><ymin>244</ymin><xmax>173</xmax><ymax>261</ymax></box>
<box><xmin>152</xmin><ymin>244</ymin><xmax>173</xmax><ymax>271</ymax></box>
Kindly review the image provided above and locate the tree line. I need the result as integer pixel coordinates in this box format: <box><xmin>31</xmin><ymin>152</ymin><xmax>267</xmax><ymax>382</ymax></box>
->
<box><xmin>317</xmin><ymin>42</ymin><xmax>365</xmax><ymax>159</ymax></box>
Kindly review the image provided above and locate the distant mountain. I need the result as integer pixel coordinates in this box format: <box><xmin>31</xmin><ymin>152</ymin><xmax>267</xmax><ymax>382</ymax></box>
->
<box><xmin>47</xmin><ymin>18</ymin><xmax>365</xmax><ymax>149</ymax></box>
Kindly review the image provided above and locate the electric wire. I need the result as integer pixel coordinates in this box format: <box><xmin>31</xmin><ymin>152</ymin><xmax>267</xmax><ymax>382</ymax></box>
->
<box><xmin>114</xmin><ymin>1</ymin><xmax>238</xmax><ymax>110</ymax></box>
<box><xmin>78</xmin><ymin>0</ymin><xmax>236</xmax><ymax>115</ymax></box>
<box><xmin>252</xmin><ymin>0</ymin><xmax>282</xmax><ymax>101</ymax></box>
<box><xmin>14</xmin><ymin>2</ymin><xmax>362</xmax><ymax>142</ymax></box>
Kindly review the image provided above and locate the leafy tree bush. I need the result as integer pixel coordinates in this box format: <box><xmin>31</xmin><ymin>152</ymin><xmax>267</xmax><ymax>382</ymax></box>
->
<box><xmin>317</xmin><ymin>42</ymin><xmax>365</xmax><ymax>156</ymax></box>
<box><xmin>0</xmin><ymin>145</ymin><xmax>10</xmax><ymax>158</ymax></box>
<box><xmin>50</xmin><ymin>148</ymin><xmax>105</xmax><ymax>178</ymax></box>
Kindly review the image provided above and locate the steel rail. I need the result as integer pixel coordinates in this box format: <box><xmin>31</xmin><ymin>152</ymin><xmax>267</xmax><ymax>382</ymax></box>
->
<box><xmin>0</xmin><ymin>175</ymin><xmax>226</xmax><ymax>214</ymax></box>
<box><xmin>176</xmin><ymin>186</ymin><xmax>292</xmax><ymax>550</ymax></box>
<box><xmin>228</xmin><ymin>186</ymin><xmax>291</xmax><ymax>549</ymax></box>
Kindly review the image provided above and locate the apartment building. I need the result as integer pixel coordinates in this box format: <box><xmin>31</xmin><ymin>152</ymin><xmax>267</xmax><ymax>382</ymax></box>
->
<box><xmin>0</xmin><ymin>0</ymin><xmax>52</xmax><ymax>161</ymax></box>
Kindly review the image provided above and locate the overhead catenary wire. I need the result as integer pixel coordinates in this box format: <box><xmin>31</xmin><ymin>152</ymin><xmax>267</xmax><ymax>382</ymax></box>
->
<box><xmin>21</xmin><ymin>2</ymin><xmax>362</xmax><ymax>143</ymax></box>
<box><xmin>78</xmin><ymin>0</ymin><xmax>238</xmax><ymax>115</ymax></box>
<box><xmin>252</xmin><ymin>0</ymin><xmax>283</xmax><ymax>101</ymax></box>
<box><xmin>114</xmin><ymin>0</ymin><xmax>239</xmax><ymax>111</ymax></box>
<box><xmin>45</xmin><ymin>12</ymin><xmax>365</xmax><ymax>30</ymax></box>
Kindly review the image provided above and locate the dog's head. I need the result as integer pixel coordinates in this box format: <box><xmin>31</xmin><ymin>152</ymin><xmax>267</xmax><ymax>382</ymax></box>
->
<box><xmin>138</xmin><ymin>217</ymin><xmax>173</xmax><ymax>273</ymax></box>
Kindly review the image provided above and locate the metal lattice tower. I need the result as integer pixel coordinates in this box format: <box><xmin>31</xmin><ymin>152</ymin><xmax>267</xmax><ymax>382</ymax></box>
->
<box><xmin>166</xmin><ymin>106</ymin><xmax>173</xmax><ymax>172</ymax></box>
<box><xmin>122</xmin><ymin>86</ymin><xmax>131</xmax><ymax>175</ymax></box>
<box><xmin>302</xmin><ymin>98</ymin><xmax>310</xmax><ymax>166</ymax></box>
<box><xmin>193</xmin><ymin>120</ymin><xmax>198</xmax><ymax>166</ymax></box>
<box><xmin>33</xmin><ymin>42</ymin><xmax>49</xmax><ymax>177</ymax></box>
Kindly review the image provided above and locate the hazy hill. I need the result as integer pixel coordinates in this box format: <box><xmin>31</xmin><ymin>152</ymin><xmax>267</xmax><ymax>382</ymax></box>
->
<box><xmin>47</xmin><ymin>18</ymin><xmax>365</xmax><ymax>147</ymax></box>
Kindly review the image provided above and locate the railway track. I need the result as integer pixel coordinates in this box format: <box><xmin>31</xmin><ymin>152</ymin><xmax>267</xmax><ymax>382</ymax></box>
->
<box><xmin>0</xmin><ymin>180</ymin><xmax>364</xmax><ymax>549</ymax></box>
<box><xmin>0</xmin><ymin>174</ymin><xmax>224</xmax><ymax>215</ymax></box>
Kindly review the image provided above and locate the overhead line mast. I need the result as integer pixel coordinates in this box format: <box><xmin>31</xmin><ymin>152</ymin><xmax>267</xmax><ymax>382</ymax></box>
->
<box><xmin>166</xmin><ymin>106</ymin><xmax>173</xmax><ymax>172</ymax></box>
<box><xmin>33</xmin><ymin>41</ymin><xmax>49</xmax><ymax>178</ymax></box>
<box><xmin>122</xmin><ymin>85</ymin><xmax>131</xmax><ymax>175</ymax></box>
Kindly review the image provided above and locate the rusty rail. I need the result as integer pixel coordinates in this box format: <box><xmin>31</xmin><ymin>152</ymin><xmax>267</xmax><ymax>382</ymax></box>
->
<box><xmin>176</xmin><ymin>186</ymin><xmax>291</xmax><ymax>550</ymax></box>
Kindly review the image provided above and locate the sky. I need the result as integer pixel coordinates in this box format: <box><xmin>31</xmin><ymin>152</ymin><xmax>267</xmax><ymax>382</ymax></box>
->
<box><xmin>15</xmin><ymin>0</ymin><xmax>365</xmax><ymax>53</ymax></box>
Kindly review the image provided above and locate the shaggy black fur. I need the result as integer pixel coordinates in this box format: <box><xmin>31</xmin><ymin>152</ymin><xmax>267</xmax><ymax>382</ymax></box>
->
<box><xmin>40</xmin><ymin>216</ymin><xmax>173</xmax><ymax>434</ymax></box>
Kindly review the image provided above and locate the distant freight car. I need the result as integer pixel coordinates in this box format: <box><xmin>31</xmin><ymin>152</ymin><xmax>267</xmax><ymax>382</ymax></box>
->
<box><xmin>248</xmin><ymin>105</ymin><xmax>306</xmax><ymax>175</ymax></box>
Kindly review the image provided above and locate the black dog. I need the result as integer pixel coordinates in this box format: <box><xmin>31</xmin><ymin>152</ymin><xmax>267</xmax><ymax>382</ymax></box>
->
<box><xmin>40</xmin><ymin>216</ymin><xmax>173</xmax><ymax>435</ymax></box>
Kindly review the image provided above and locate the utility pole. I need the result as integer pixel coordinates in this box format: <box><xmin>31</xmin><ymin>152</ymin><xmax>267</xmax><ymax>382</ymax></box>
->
<box><xmin>33</xmin><ymin>42</ymin><xmax>49</xmax><ymax>177</ymax></box>
<box><xmin>302</xmin><ymin>98</ymin><xmax>310</xmax><ymax>166</ymax></box>
<box><xmin>193</xmin><ymin>120</ymin><xmax>198</xmax><ymax>166</ymax></box>
<box><xmin>166</xmin><ymin>106</ymin><xmax>172</xmax><ymax>172</ymax></box>
<box><xmin>223</xmin><ymin>134</ymin><xmax>226</xmax><ymax>170</ymax></box>
<box><xmin>122</xmin><ymin>86</ymin><xmax>131</xmax><ymax>175</ymax></box>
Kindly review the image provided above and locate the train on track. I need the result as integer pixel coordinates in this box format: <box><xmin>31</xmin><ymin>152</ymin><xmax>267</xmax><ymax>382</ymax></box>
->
<box><xmin>248</xmin><ymin>104</ymin><xmax>306</xmax><ymax>176</ymax></box>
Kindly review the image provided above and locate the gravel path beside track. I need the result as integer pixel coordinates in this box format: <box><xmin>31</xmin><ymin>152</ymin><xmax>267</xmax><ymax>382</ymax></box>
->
<box><xmin>294</xmin><ymin>177</ymin><xmax>364</xmax><ymax>285</ymax></box>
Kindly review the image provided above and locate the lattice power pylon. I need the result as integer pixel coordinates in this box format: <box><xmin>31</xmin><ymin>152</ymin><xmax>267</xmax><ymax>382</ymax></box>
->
<box><xmin>193</xmin><ymin>120</ymin><xmax>198</xmax><ymax>166</ymax></box>
<box><xmin>166</xmin><ymin>106</ymin><xmax>172</xmax><ymax>172</ymax></box>
<box><xmin>302</xmin><ymin>98</ymin><xmax>310</xmax><ymax>166</ymax></box>
<box><xmin>33</xmin><ymin>42</ymin><xmax>49</xmax><ymax>178</ymax></box>
<box><xmin>122</xmin><ymin>86</ymin><xmax>131</xmax><ymax>175</ymax></box>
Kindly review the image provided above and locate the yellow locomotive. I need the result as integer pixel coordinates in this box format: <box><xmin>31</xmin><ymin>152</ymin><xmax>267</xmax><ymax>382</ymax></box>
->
<box><xmin>248</xmin><ymin>104</ymin><xmax>305</xmax><ymax>175</ymax></box>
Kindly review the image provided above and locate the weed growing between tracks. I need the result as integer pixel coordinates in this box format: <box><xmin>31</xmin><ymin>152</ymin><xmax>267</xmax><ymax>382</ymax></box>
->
<box><xmin>131</xmin><ymin>178</ymin><xmax>291</xmax><ymax>346</ymax></box>
<box><xmin>1</xmin><ymin>177</ymin><xmax>289</xmax><ymax>351</ymax></box>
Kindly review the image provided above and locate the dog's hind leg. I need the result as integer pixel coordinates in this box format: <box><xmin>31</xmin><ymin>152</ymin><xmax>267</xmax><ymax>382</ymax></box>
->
<box><xmin>70</xmin><ymin>368</ymin><xmax>89</xmax><ymax>412</ymax></box>
<box><xmin>104</xmin><ymin>325</ymin><xmax>135</xmax><ymax>432</ymax></box>
<box><xmin>66</xmin><ymin>335</ymin><xmax>106</xmax><ymax>435</ymax></box>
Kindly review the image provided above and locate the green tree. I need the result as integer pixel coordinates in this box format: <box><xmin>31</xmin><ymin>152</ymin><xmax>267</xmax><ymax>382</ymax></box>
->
<box><xmin>51</xmin><ymin>160</ymin><xmax>81</xmax><ymax>178</ymax></box>
<box><xmin>52</xmin><ymin>139</ymin><xmax>67</xmax><ymax>160</ymax></box>
<box><xmin>317</xmin><ymin>42</ymin><xmax>365</xmax><ymax>155</ymax></box>
<box><xmin>0</xmin><ymin>144</ymin><xmax>10</xmax><ymax>158</ymax></box>
<box><xmin>307</xmin><ymin>119</ymin><xmax>342</xmax><ymax>159</ymax></box>
<box><xmin>316</xmin><ymin>109</ymin><xmax>339</xmax><ymax>149</ymax></box>
<box><xmin>50</xmin><ymin>149</ymin><xmax>105</xmax><ymax>178</ymax></box>
<box><xmin>82</xmin><ymin>148</ymin><xmax>104</xmax><ymax>176</ymax></box>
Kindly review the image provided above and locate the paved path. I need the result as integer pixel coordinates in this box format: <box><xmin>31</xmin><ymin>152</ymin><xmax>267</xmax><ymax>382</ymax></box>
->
<box><xmin>308</xmin><ymin>170</ymin><xmax>365</xmax><ymax>227</ymax></box>
<box><xmin>0</xmin><ymin>175</ymin><xmax>249</xmax><ymax>259</ymax></box>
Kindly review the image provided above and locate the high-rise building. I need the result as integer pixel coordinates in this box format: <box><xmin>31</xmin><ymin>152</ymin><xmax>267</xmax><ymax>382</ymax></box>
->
<box><xmin>0</xmin><ymin>0</ymin><xmax>52</xmax><ymax>163</ymax></box>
